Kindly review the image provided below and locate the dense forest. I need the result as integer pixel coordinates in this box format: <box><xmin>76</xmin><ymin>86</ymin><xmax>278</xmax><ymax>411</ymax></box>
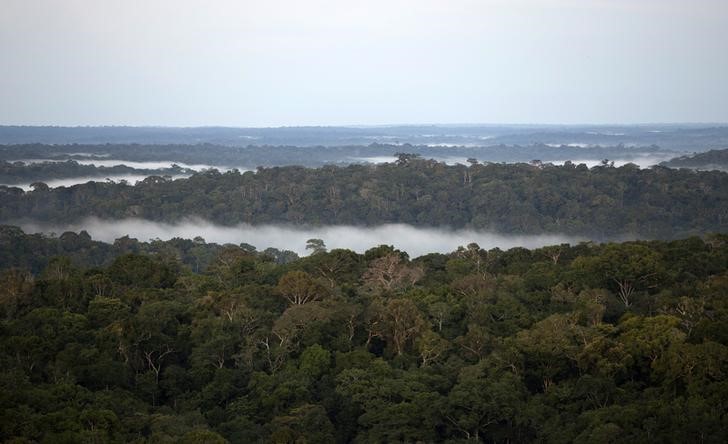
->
<box><xmin>0</xmin><ymin>225</ymin><xmax>300</xmax><ymax>273</ymax></box>
<box><xmin>0</xmin><ymin>160</ymin><xmax>193</xmax><ymax>185</ymax></box>
<box><xmin>2</xmin><ymin>158</ymin><xmax>727</xmax><ymax>238</ymax></box>
<box><xmin>2</xmin><ymin>124</ymin><xmax>726</xmax><ymax>151</ymax></box>
<box><xmin>1</xmin><ymin>229</ymin><xmax>727</xmax><ymax>442</ymax></box>
<box><xmin>660</xmin><ymin>149</ymin><xmax>728</xmax><ymax>172</ymax></box>
<box><xmin>0</xmin><ymin>142</ymin><xmax>675</xmax><ymax>167</ymax></box>
<box><xmin>2</xmin><ymin>140</ymin><xmax>727</xmax><ymax>443</ymax></box>
<box><xmin>4</xmin><ymin>1</ymin><xmax>727</xmax><ymax>441</ymax></box>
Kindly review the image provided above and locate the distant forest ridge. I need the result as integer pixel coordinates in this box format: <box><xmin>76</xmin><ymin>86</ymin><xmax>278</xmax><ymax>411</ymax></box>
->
<box><xmin>0</xmin><ymin>141</ymin><xmax>688</xmax><ymax>169</ymax></box>
<box><xmin>660</xmin><ymin>148</ymin><xmax>728</xmax><ymax>171</ymax></box>
<box><xmin>1</xmin><ymin>159</ymin><xmax>726</xmax><ymax>239</ymax></box>
<box><xmin>1</xmin><ymin>124</ymin><xmax>727</xmax><ymax>150</ymax></box>
<box><xmin>0</xmin><ymin>159</ymin><xmax>195</xmax><ymax>185</ymax></box>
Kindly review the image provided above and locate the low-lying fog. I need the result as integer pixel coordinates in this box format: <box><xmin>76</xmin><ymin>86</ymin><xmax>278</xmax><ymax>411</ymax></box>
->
<box><xmin>14</xmin><ymin>158</ymin><xmax>236</xmax><ymax>171</ymax></box>
<box><xmin>2</xmin><ymin>174</ymin><xmax>191</xmax><ymax>191</ymax></box>
<box><xmin>19</xmin><ymin>218</ymin><xmax>584</xmax><ymax>257</ymax></box>
<box><xmin>72</xmin><ymin>159</ymin><xmax>235</xmax><ymax>171</ymax></box>
<box><xmin>352</xmin><ymin>153</ymin><xmax>676</xmax><ymax>168</ymax></box>
<box><xmin>549</xmin><ymin>153</ymin><xmax>677</xmax><ymax>168</ymax></box>
<box><xmin>351</xmin><ymin>156</ymin><xmax>473</xmax><ymax>165</ymax></box>
<box><xmin>12</xmin><ymin>153</ymin><xmax>676</xmax><ymax>174</ymax></box>
<box><xmin>3</xmin><ymin>153</ymin><xmax>678</xmax><ymax>191</ymax></box>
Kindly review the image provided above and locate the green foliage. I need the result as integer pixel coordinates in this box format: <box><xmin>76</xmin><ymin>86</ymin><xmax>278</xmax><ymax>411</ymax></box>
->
<box><xmin>0</xmin><ymin>159</ymin><xmax>195</xmax><ymax>185</ymax></box>
<box><xmin>0</xmin><ymin>234</ymin><xmax>727</xmax><ymax>442</ymax></box>
<box><xmin>660</xmin><ymin>148</ymin><xmax>728</xmax><ymax>171</ymax></box>
<box><xmin>2</xmin><ymin>161</ymin><xmax>727</xmax><ymax>237</ymax></box>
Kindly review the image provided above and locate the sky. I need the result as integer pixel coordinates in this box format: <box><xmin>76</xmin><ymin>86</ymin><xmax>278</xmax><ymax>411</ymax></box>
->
<box><xmin>1</xmin><ymin>0</ymin><xmax>727</xmax><ymax>126</ymax></box>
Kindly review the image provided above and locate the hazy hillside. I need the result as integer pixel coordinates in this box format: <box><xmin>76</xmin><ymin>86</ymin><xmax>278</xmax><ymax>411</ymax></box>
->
<box><xmin>661</xmin><ymin>148</ymin><xmax>728</xmax><ymax>171</ymax></box>
<box><xmin>2</xmin><ymin>160</ymin><xmax>726</xmax><ymax>239</ymax></box>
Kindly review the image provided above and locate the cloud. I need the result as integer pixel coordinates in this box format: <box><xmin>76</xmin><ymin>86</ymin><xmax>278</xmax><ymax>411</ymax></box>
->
<box><xmin>18</xmin><ymin>218</ymin><xmax>584</xmax><ymax>257</ymax></box>
<box><xmin>0</xmin><ymin>174</ymin><xmax>191</xmax><ymax>191</ymax></box>
<box><xmin>2</xmin><ymin>0</ymin><xmax>726</xmax><ymax>126</ymax></box>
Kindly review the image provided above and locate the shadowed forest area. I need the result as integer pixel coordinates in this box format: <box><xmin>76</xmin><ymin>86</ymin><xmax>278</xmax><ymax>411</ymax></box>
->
<box><xmin>2</xmin><ymin>159</ymin><xmax>727</xmax><ymax>239</ymax></box>
<box><xmin>1</xmin><ymin>227</ymin><xmax>727</xmax><ymax>442</ymax></box>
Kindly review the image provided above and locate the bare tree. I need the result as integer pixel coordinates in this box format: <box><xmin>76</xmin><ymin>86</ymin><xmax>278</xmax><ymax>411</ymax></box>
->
<box><xmin>363</xmin><ymin>254</ymin><xmax>424</xmax><ymax>292</ymax></box>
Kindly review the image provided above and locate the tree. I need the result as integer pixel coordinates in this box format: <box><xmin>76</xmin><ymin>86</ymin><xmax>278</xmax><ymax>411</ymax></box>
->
<box><xmin>190</xmin><ymin>317</ymin><xmax>240</xmax><ymax>370</ymax></box>
<box><xmin>29</xmin><ymin>182</ymin><xmax>49</xmax><ymax>192</ymax></box>
<box><xmin>128</xmin><ymin>300</ymin><xmax>187</xmax><ymax>403</ymax></box>
<box><xmin>417</xmin><ymin>330</ymin><xmax>450</xmax><ymax>366</ymax></box>
<box><xmin>446</xmin><ymin>361</ymin><xmax>527</xmax><ymax>442</ymax></box>
<box><xmin>516</xmin><ymin>313</ymin><xmax>591</xmax><ymax>392</ymax></box>
<box><xmin>275</xmin><ymin>271</ymin><xmax>326</xmax><ymax>306</ymax></box>
<box><xmin>455</xmin><ymin>324</ymin><xmax>493</xmax><ymax>361</ymax></box>
<box><xmin>305</xmin><ymin>238</ymin><xmax>327</xmax><ymax>255</ymax></box>
<box><xmin>619</xmin><ymin>315</ymin><xmax>685</xmax><ymax>366</ymax></box>
<box><xmin>108</xmin><ymin>254</ymin><xmax>177</xmax><ymax>288</ymax></box>
<box><xmin>262</xmin><ymin>302</ymin><xmax>334</xmax><ymax>373</ymax></box>
<box><xmin>572</xmin><ymin>243</ymin><xmax>663</xmax><ymax>307</ymax></box>
<box><xmin>336</xmin><ymin>361</ymin><xmax>444</xmax><ymax>442</ymax></box>
<box><xmin>394</xmin><ymin>152</ymin><xmax>421</xmax><ymax>166</ymax></box>
<box><xmin>0</xmin><ymin>268</ymin><xmax>34</xmax><ymax>319</ymax></box>
<box><xmin>382</xmin><ymin>299</ymin><xmax>426</xmax><ymax>356</ymax></box>
<box><xmin>179</xmin><ymin>429</ymin><xmax>227</xmax><ymax>443</ymax></box>
<box><xmin>363</xmin><ymin>254</ymin><xmax>424</xmax><ymax>293</ymax></box>
<box><xmin>307</xmin><ymin>248</ymin><xmax>362</xmax><ymax>288</ymax></box>
<box><xmin>269</xmin><ymin>404</ymin><xmax>336</xmax><ymax>444</ymax></box>
<box><xmin>298</xmin><ymin>344</ymin><xmax>331</xmax><ymax>380</ymax></box>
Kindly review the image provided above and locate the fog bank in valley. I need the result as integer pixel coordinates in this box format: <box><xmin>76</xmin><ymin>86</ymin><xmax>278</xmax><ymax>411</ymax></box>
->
<box><xmin>19</xmin><ymin>218</ymin><xmax>585</xmax><ymax>257</ymax></box>
<box><xmin>549</xmin><ymin>153</ymin><xmax>678</xmax><ymax>168</ymax></box>
<box><xmin>352</xmin><ymin>153</ymin><xmax>677</xmax><ymax>169</ymax></box>
<box><xmin>16</xmin><ymin>158</ymin><xmax>235</xmax><ymax>172</ymax></box>
<box><xmin>2</xmin><ymin>174</ymin><xmax>192</xmax><ymax>191</ymax></box>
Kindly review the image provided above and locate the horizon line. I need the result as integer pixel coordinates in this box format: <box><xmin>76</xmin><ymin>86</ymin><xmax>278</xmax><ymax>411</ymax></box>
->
<box><xmin>1</xmin><ymin>122</ymin><xmax>728</xmax><ymax>130</ymax></box>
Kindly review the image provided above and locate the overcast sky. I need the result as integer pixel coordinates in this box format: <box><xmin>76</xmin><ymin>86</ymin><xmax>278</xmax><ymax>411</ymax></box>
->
<box><xmin>1</xmin><ymin>0</ymin><xmax>727</xmax><ymax>126</ymax></box>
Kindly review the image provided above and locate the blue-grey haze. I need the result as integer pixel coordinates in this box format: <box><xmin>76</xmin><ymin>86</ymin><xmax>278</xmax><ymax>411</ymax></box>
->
<box><xmin>1</xmin><ymin>0</ymin><xmax>727</xmax><ymax>126</ymax></box>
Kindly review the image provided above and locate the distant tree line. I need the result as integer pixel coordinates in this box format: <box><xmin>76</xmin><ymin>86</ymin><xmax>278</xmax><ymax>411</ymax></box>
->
<box><xmin>0</xmin><ymin>142</ymin><xmax>674</xmax><ymax>167</ymax></box>
<box><xmin>1</xmin><ymin>124</ymin><xmax>725</xmax><ymax>150</ymax></box>
<box><xmin>660</xmin><ymin>148</ymin><xmax>728</xmax><ymax>171</ymax></box>
<box><xmin>0</xmin><ymin>160</ymin><xmax>193</xmax><ymax>185</ymax></box>
<box><xmin>1</xmin><ymin>159</ymin><xmax>727</xmax><ymax>238</ymax></box>
<box><xmin>0</xmin><ymin>225</ymin><xmax>299</xmax><ymax>274</ymax></box>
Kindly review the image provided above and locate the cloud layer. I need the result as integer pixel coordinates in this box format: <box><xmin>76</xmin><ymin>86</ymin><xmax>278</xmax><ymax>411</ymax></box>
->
<box><xmin>2</xmin><ymin>0</ymin><xmax>726</xmax><ymax>126</ymax></box>
<box><xmin>19</xmin><ymin>218</ymin><xmax>585</xmax><ymax>257</ymax></box>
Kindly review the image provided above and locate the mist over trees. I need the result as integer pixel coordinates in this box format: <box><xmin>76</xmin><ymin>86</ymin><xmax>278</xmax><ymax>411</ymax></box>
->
<box><xmin>1</xmin><ymin>124</ymin><xmax>727</xmax><ymax>151</ymax></box>
<box><xmin>0</xmin><ymin>160</ymin><xmax>194</xmax><ymax>185</ymax></box>
<box><xmin>660</xmin><ymin>148</ymin><xmax>728</xmax><ymax>172</ymax></box>
<box><xmin>2</xmin><ymin>0</ymin><xmax>727</xmax><ymax>439</ymax></box>
<box><xmin>2</xmin><ymin>159</ymin><xmax>726</xmax><ymax>239</ymax></box>
<box><xmin>0</xmin><ymin>141</ymin><xmax>681</xmax><ymax>168</ymax></box>
<box><xmin>1</xmin><ymin>132</ymin><xmax>727</xmax><ymax>443</ymax></box>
